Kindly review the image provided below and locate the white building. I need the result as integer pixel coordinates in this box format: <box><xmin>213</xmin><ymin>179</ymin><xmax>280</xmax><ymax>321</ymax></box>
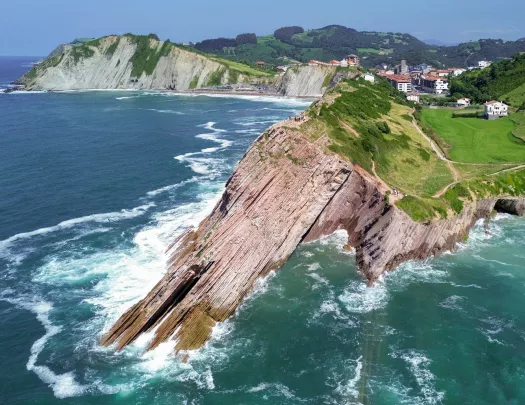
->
<box><xmin>421</xmin><ymin>76</ymin><xmax>449</xmax><ymax>94</ymax></box>
<box><xmin>406</xmin><ymin>92</ymin><xmax>420</xmax><ymax>103</ymax></box>
<box><xmin>385</xmin><ymin>75</ymin><xmax>412</xmax><ymax>93</ymax></box>
<box><xmin>456</xmin><ymin>98</ymin><xmax>471</xmax><ymax>107</ymax></box>
<box><xmin>452</xmin><ymin>68</ymin><xmax>466</xmax><ymax>76</ymax></box>
<box><xmin>484</xmin><ymin>101</ymin><xmax>508</xmax><ymax>118</ymax></box>
<box><xmin>478</xmin><ymin>60</ymin><xmax>492</xmax><ymax>68</ymax></box>
<box><xmin>340</xmin><ymin>59</ymin><xmax>349</xmax><ymax>67</ymax></box>
<box><xmin>363</xmin><ymin>73</ymin><xmax>375</xmax><ymax>83</ymax></box>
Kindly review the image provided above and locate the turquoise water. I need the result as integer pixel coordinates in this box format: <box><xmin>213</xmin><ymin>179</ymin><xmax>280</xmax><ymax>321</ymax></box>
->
<box><xmin>1</xmin><ymin>57</ymin><xmax>525</xmax><ymax>405</ymax></box>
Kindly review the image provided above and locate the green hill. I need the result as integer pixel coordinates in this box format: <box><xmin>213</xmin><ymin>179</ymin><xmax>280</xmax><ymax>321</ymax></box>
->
<box><xmin>449</xmin><ymin>53</ymin><xmax>525</xmax><ymax>105</ymax></box>
<box><xmin>193</xmin><ymin>25</ymin><xmax>525</xmax><ymax>69</ymax></box>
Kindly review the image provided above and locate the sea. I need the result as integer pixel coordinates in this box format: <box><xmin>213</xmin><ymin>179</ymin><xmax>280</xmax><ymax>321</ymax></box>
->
<box><xmin>1</xmin><ymin>56</ymin><xmax>525</xmax><ymax>405</ymax></box>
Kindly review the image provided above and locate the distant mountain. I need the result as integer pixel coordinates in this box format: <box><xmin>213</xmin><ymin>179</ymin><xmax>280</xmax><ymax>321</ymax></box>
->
<box><xmin>193</xmin><ymin>26</ymin><xmax>525</xmax><ymax>68</ymax></box>
<box><xmin>422</xmin><ymin>38</ymin><xmax>459</xmax><ymax>46</ymax></box>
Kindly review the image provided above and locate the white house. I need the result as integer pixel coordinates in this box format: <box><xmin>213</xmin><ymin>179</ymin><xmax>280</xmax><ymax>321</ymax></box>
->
<box><xmin>456</xmin><ymin>98</ymin><xmax>471</xmax><ymax>107</ymax></box>
<box><xmin>406</xmin><ymin>92</ymin><xmax>420</xmax><ymax>103</ymax></box>
<box><xmin>363</xmin><ymin>74</ymin><xmax>375</xmax><ymax>83</ymax></box>
<box><xmin>478</xmin><ymin>60</ymin><xmax>492</xmax><ymax>68</ymax></box>
<box><xmin>484</xmin><ymin>101</ymin><xmax>508</xmax><ymax>118</ymax></box>
<box><xmin>340</xmin><ymin>59</ymin><xmax>349</xmax><ymax>67</ymax></box>
<box><xmin>421</xmin><ymin>76</ymin><xmax>449</xmax><ymax>94</ymax></box>
<box><xmin>452</xmin><ymin>68</ymin><xmax>466</xmax><ymax>77</ymax></box>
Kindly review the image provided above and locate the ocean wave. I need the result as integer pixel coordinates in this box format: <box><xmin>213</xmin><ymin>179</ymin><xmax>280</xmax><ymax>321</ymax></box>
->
<box><xmin>390</xmin><ymin>349</ymin><xmax>444</xmax><ymax>405</ymax></box>
<box><xmin>439</xmin><ymin>295</ymin><xmax>466</xmax><ymax>311</ymax></box>
<box><xmin>0</xmin><ymin>204</ymin><xmax>154</xmax><ymax>256</ymax></box>
<box><xmin>234</xmin><ymin>119</ymin><xmax>281</xmax><ymax>127</ymax></box>
<box><xmin>334</xmin><ymin>356</ymin><xmax>363</xmax><ymax>400</ymax></box>
<box><xmin>115</xmin><ymin>95</ymin><xmax>140</xmax><ymax>100</ymax></box>
<box><xmin>144</xmin><ymin>108</ymin><xmax>185</xmax><ymax>115</ymax></box>
<box><xmin>247</xmin><ymin>382</ymin><xmax>296</xmax><ymax>399</ymax></box>
<box><xmin>338</xmin><ymin>278</ymin><xmax>389</xmax><ymax>314</ymax></box>
<box><xmin>0</xmin><ymin>296</ymin><xmax>88</xmax><ymax>398</ymax></box>
<box><xmin>174</xmin><ymin>122</ymin><xmax>231</xmax><ymax>175</ymax></box>
<box><xmin>145</xmin><ymin>176</ymin><xmax>202</xmax><ymax>197</ymax></box>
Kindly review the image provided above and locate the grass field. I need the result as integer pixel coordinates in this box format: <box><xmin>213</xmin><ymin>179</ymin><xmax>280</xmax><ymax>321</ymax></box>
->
<box><xmin>504</xmin><ymin>82</ymin><xmax>525</xmax><ymax>106</ymax></box>
<box><xmin>511</xmin><ymin>112</ymin><xmax>525</xmax><ymax>141</ymax></box>
<box><xmin>421</xmin><ymin>109</ymin><xmax>525</xmax><ymax>163</ymax></box>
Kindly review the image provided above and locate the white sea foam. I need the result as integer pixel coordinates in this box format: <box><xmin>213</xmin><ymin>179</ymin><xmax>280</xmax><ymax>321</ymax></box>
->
<box><xmin>338</xmin><ymin>278</ymin><xmax>389</xmax><ymax>314</ymax></box>
<box><xmin>144</xmin><ymin>108</ymin><xmax>185</xmax><ymax>115</ymax></box>
<box><xmin>145</xmin><ymin>176</ymin><xmax>201</xmax><ymax>197</ymax></box>
<box><xmin>477</xmin><ymin>317</ymin><xmax>511</xmax><ymax>346</ymax></box>
<box><xmin>334</xmin><ymin>356</ymin><xmax>363</xmax><ymax>399</ymax></box>
<box><xmin>0</xmin><ymin>297</ymin><xmax>88</xmax><ymax>398</ymax></box>
<box><xmin>234</xmin><ymin>118</ymin><xmax>281</xmax><ymax>127</ymax></box>
<box><xmin>115</xmin><ymin>95</ymin><xmax>140</xmax><ymax>100</ymax></box>
<box><xmin>174</xmin><ymin>122</ymin><xmax>231</xmax><ymax>175</ymax></box>
<box><xmin>0</xmin><ymin>204</ymin><xmax>154</xmax><ymax>256</ymax></box>
<box><xmin>391</xmin><ymin>349</ymin><xmax>444</xmax><ymax>405</ymax></box>
<box><xmin>439</xmin><ymin>295</ymin><xmax>466</xmax><ymax>311</ymax></box>
<box><xmin>247</xmin><ymin>382</ymin><xmax>296</xmax><ymax>399</ymax></box>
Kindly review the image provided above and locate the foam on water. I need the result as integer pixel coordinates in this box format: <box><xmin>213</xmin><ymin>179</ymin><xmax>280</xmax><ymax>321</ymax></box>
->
<box><xmin>0</xmin><ymin>295</ymin><xmax>88</xmax><ymax>399</ymax></box>
<box><xmin>338</xmin><ymin>278</ymin><xmax>389</xmax><ymax>314</ymax></box>
<box><xmin>334</xmin><ymin>356</ymin><xmax>363</xmax><ymax>400</ymax></box>
<box><xmin>391</xmin><ymin>349</ymin><xmax>444</xmax><ymax>405</ymax></box>
<box><xmin>175</xmin><ymin>122</ymin><xmax>231</xmax><ymax>175</ymax></box>
<box><xmin>0</xmin><ymin>204</ymin><xmax>154</xmax><ymax>262</ymax></box>
<box><xmin>144</xmin><ymin>108</ymin><xmax>185</xmax><ymax>115</ymax></box>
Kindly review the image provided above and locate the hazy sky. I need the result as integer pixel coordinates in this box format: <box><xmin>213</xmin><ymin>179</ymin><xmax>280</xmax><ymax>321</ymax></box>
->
<box><xmin>1</xmin><ymin>0</ymin><xmax>524</xmax><ymax>55</ymax></box>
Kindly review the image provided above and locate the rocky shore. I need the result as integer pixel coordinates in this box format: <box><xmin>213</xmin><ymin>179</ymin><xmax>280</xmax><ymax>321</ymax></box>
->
<box><xmin>101</xmin><ymin>117</ymin><xmax>525</xmax><ymax>353</ymax></box>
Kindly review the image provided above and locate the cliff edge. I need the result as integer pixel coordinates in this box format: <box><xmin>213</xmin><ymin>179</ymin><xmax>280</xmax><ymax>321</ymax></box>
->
<box><xmin>101</xmin><ymin>78</ymin><xmax>525</xmax><ymax>353</ymax></box>
<box><xmin>16</xmin><ymin>34</ymin><xmax>352</xmax><ymax>97</ymax></box>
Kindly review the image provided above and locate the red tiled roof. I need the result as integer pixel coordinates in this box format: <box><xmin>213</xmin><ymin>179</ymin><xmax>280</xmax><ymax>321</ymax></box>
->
<box><xmin>423</xmin><ymin>76</ymin><xmax>447</xmax><ymax>81</ymax></box>
<box><xmin>385</xmin><ymin>74</ymin><xmax>411</xmax><ymax>83</ymax></box>
<box><xmin>484</xmin><ymin>100</ymin><xmax>502</xmax><ymax>106</ymax></box>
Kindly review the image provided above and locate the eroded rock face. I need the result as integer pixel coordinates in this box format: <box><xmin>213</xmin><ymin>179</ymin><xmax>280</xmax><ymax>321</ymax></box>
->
<box><xmin>101</xmin><ymin>124</ymin><xmax>525</xmax><ymax>352</ymax></box>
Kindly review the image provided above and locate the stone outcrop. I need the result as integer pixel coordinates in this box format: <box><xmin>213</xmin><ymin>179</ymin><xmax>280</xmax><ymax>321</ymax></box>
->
<box><xmin>101</xmin><ymin>120</ymin><xmax>525</xmax><ymax>353</ymax></box>
<box><xmin>15</xmin><ymin>36</ymin><xmax>346</xmax><ymax>97</ymax></box>
<box><xmin>17</xmin><ymin>36</ymin><xmax>258</xmax><ymax>92</ymax></box>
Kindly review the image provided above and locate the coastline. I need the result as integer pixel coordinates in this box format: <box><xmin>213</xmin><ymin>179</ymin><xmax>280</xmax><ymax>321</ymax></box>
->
<box><xmin>2</xmin><ymin>86</ymin><xmax>321</xmax><ymax>100</ymax></box>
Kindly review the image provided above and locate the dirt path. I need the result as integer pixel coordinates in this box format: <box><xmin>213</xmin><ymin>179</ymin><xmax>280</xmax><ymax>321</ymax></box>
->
<box><xmin>411</xmin><ymin>118</ymin><xmax>462</xmax><ymax>183</ymax></box>
<box><xmin>371</xmin><ymin>160</ymin><xmax>403</xmax><ymax>204</ymax></box>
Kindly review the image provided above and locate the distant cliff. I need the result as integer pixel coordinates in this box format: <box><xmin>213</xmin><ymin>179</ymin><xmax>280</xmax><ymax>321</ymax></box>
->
<box><xmin>16</xmin><ymin>34</ymin><xmax>352</xmax><ymax>97</ymax></box>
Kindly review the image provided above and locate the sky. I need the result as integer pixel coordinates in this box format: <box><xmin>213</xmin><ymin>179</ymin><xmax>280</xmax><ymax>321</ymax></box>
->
<box><xmin>1</xmin><ymin>0</ymin><xmax>524</xmax><ymax>56</ymax></box>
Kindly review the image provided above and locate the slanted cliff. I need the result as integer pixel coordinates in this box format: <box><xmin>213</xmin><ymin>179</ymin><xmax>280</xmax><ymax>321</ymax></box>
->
<box><xmin>16</xmin><ymin>34</ymin><xmax>349</xmax><ymax>97</ymax></box>
<box><xmin>101</xmin><ymin>78</ymin><xmax>525</xmax><ymax>353</ymax></box>
<box><xmin>17</xmin><ymin>35</ymin><xmax>271</xmax><ymax>92</ymax></box>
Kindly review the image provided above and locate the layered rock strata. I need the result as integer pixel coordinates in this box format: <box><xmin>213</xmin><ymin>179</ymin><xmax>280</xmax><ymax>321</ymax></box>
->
<box><xmin>101</xmin><ymin>123</ymin><xmax>524</xmax><ymax>352</ymax></box>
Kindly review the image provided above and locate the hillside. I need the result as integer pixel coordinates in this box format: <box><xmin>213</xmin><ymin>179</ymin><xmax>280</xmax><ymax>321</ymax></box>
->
<box><xmin>194</xmin><ymin>25</ymin><xmax>525</xmax><ymax>68</ymax></box>
<box><xmin>17</xmin><ymin>34</ymin><xmax>274</xmax><ymax>92</ymax></box>
<box><xmin>450</xmin><ymin>53</ymin><xmax>525</xmax><ymax>105</ymax></box>
<box><xmin>16</xmin><ymin>34</ymin><xmax>355</xmax><ymax>97</ymax></box>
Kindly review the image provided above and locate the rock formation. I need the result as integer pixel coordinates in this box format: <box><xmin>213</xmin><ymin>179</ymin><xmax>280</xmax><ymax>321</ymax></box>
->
<box><xmin>100</xmin><ymin>119</ymin><xmax>525</xmax><ymax>353</ymax></box>
<box><xmin>15</xmin><ymin>35</ymin><xmax>350</xmax><ymax>97</ymax></box>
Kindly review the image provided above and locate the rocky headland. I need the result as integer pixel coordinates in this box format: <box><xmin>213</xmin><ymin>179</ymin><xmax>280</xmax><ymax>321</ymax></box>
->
<box><xmin>100</xmin><ymin>79</ymin><xmax>525</xmax><ymax>353</ymax></box>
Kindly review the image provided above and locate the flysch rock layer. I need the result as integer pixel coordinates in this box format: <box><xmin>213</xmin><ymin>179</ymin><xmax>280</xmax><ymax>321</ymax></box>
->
<box><xmin>18</xmin><ymin>36</ymin><xmax>347</xmax><ymax>97</ymax></box>
<box><xmin>101</xmin><ymin>123</ymin><xmax>525</xmax><ymax>352</ymax></box>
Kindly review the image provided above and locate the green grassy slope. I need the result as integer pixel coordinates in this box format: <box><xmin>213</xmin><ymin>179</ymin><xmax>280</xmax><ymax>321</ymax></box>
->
<box><xmin>301</xmin><ymin>78</ymin><xmax>525</xmax><ymax>222</ymax></box>
<box><xmin>421</xmin><ymin>109</ymin><xmax>525</xmax><ymax>163</ymax></box>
